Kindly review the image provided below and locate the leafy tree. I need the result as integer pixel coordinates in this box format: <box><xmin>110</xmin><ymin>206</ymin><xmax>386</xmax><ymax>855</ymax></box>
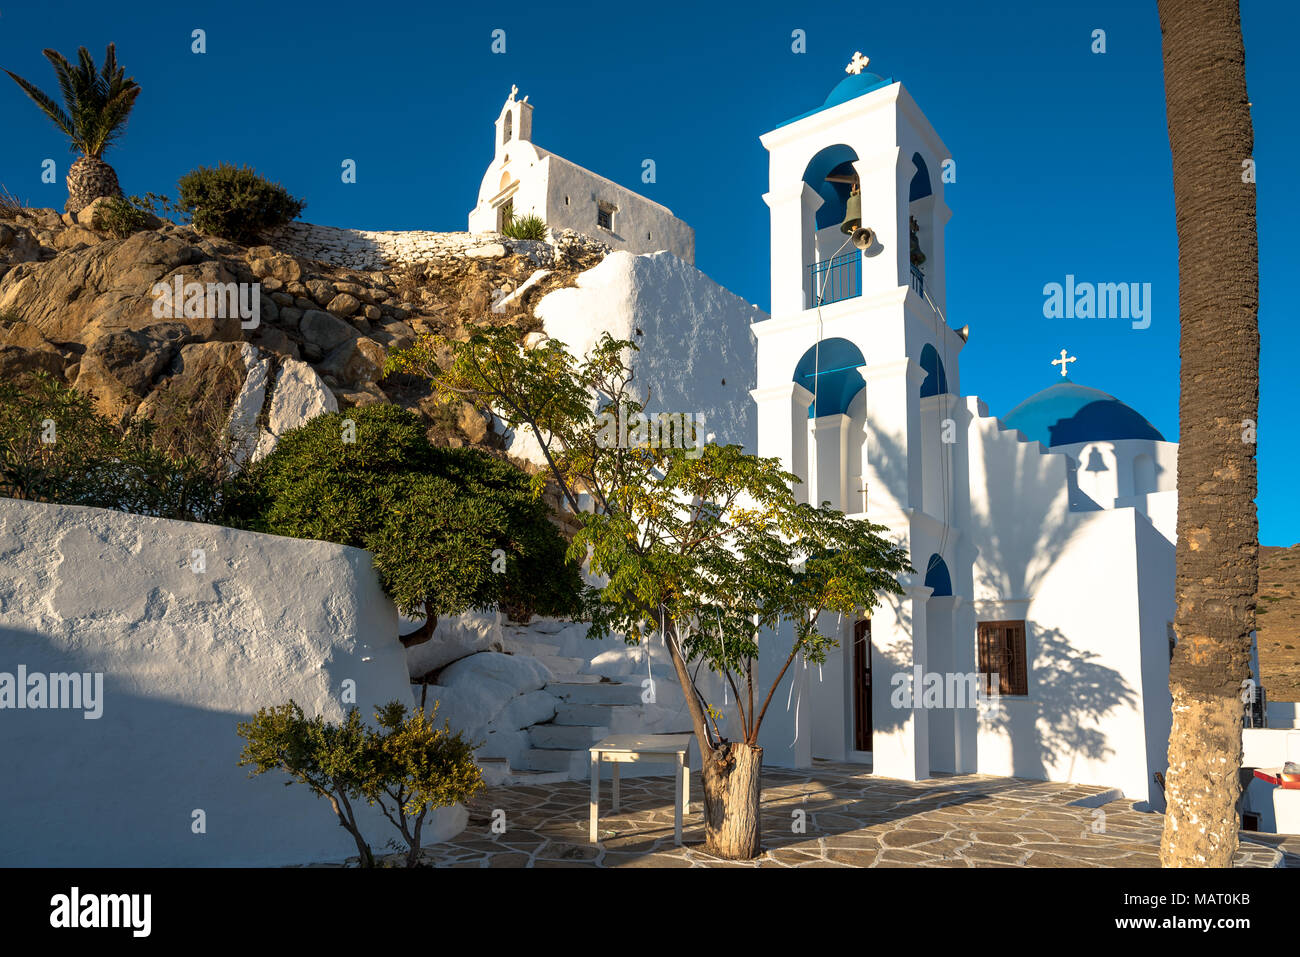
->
<box><xmin>390</xmin><ymin>327</ymin><xmax>912</xmax><ymax>859</ymax></box>
<box><xmin>177</xmin><ymin>163</ymin><xmax>305</xmax><ymax>244</ymax></box>
<box><xmin>236</xmin><ymin>403</ymin><xmax>583</xmax><ymax>645</ymax></box>
<box><xmin>237</xmin><ymin>700</ymin><xmax>484</xmax><ymax>867</ymax></box>
<box><xmin>4</xmin><ymin>44</ymin><xmax>140</xmax><ymax>213</ymax></box>
<box><xmin>1156</xmin><ymin>0</ymin><xmax>1259</xmax><ymax>867</ymax></box>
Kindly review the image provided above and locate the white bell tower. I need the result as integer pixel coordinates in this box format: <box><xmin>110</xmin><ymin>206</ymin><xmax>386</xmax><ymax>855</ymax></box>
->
<box><xmin>750</xmin><ymin>54</ymin><xmax>967</xmax><ymax>780</ymax></box>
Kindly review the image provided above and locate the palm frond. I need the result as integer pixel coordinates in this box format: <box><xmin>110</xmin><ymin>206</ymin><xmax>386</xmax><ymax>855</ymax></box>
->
<box><xmin>7</xmin><ymin>44</ymin><xmax>139</xmax><ymax>157</ymax></box>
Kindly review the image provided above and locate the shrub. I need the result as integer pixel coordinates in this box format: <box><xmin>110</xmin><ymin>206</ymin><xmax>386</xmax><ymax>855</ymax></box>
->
<box><xmin>237</xmin><ymin>700</ymin><xmax>484</xmax><ymax>867</ymax></box>
<box><xmin>502</xmin><ymin>212</ymin><xmax>547</xmax><ymax>241</ymax></box>
<box><xmin>0</xmin><ymin>372</ymin><xmax>239</xmax><ymax>522</ymax></box>
<box><xmin>233</xmin><ymin>403</ymin><xmax>584</xmax><ymax>641</ymax></box>
<box><xmin>91</xmin><ymin>195</ymin><xmax>152</xmax><ymax>238</ymax></box>
<box><xmin>177</xmin><ymin>163</ymin><xmax>305</xmax><ymax>244</ymax></box>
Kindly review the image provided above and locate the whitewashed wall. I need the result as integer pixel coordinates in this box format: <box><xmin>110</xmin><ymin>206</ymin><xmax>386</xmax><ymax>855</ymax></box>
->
<box><xmin>506</xmin><ymin>250</ymin><xmax>761</xmax><ymax>462</ymax></box>
<box><xmin>0</xmin><ymin>498</ymin><xmax>465</xmax><ymax>866</ymax></box>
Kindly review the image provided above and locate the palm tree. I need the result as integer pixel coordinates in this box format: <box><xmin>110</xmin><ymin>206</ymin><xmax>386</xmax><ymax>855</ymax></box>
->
<box><xmin>1156</xmin><ymin>0</ymin><xmax>1259</xmax><ymax>867</ymax></box>
<box><xmin>5</xmin><ymin>44</ymin><xmax>141</xmax><ymax>214</ymax></box>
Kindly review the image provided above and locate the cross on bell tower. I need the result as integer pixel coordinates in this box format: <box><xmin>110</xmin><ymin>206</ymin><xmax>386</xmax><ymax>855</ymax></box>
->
<box><xmin>1051</xmin><ymin>349</ymin><xmax>1077</xmax><ymax>378</ymax></box>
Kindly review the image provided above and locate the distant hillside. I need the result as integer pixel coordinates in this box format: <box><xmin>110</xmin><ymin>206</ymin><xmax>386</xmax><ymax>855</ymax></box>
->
<box><xmin>1259</xmin><ymin>544</ymin><xmax>1300</xmax><ymax>701</ymax></box>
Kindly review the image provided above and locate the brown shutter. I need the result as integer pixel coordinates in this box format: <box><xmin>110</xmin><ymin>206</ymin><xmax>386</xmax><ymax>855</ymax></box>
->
<box><xmin>977</xmin><ymin>620</ymin><xmax>1028</xmax><ymax>696</ymax></box>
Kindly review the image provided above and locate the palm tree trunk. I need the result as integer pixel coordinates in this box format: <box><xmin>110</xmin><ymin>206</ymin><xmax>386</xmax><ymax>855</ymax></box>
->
<box><xmin>1156</xmin><ymin>0</ymin><xmax>1259</xmax><ymax>868</ymax></box>
<box><xmin>65</xmin><ymin>155</ymin><xmax>121</xmax><ymax>214</ymax></box>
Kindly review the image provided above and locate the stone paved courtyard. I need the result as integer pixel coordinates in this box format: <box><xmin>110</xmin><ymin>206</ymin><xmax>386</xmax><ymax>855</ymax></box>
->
<box><xmin>330</xmin><ymin>761</ymin><xmax>1287</xmax><ymax>868</ymax></box>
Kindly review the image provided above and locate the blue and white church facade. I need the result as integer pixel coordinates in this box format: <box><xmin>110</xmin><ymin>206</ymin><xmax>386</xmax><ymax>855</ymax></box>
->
<box><xmin>751</xmin><ymin>56</ymin><xmax>1178</xmax><ymax>806</ymax></box>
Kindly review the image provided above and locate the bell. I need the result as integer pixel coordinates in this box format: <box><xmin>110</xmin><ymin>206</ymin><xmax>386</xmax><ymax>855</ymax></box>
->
<box><xmin>840</xmin><ymin>189</ymin><xmax>862</xmax><ymax>235</ymax></box>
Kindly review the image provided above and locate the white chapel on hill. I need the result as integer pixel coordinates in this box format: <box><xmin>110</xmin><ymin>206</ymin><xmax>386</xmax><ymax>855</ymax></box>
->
<box><xmin>749</xmin><ymin>54</ymin><xmax>1179</xmax><ymax>806</ymax></box>
<box><xmin>468</xmin><ymin>85</ymin><xmax>696</xmax><ymax>264</ymax></box>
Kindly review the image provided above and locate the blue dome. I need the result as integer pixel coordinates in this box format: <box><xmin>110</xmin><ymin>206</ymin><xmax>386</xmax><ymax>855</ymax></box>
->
<box><xmin>823</xmin><ymin>72</ymin><xmax>891</xmax><ymax>108</ymax></box>
<box><xmin>774</xmin><ymin>70</ymin><xmax>895</xmax><ymax>130</ymax></box>
<box><xmin>1000</xmin><ymin>381</ymin><xmax>1165</xmax><ymax>448</ymax></box>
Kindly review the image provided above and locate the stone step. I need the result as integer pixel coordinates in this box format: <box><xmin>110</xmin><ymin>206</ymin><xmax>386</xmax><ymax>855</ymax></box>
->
<box><xmin>528</xmin><ymin>723</ymin><xmax>609</xmax><ymax>750</ymax></box>
<box><xmin>547</xmin><ymin>680</ymin><xmax>644</xmax><ymax>706</ymax></box>
<box><xmin>516</xmin><ymin>748</ymin><xmax>589</xmax><ymax>776</ymax></box>
<box><xmin>547</xmin><ymin>673</ymin><xmax>602</xmax><ymax>684</ymax></box>
<box><xmin>537</xmin><ymin>655</ymin><xmax>587</xmax><ymax>674</ymax></box>
<box><xmin>476</xmin><ymin>757</ymin><xmax>511</xmax><ymax>788</ymax></box>
<box><xmin>501</xmin><ymin>636</ymin><xmax>562</xmax><ymax>657</ymax></box>
<box><xmin>554</xmin><ymin>703</ymin><xmax>649</xmax><ymax>732</ymax></box>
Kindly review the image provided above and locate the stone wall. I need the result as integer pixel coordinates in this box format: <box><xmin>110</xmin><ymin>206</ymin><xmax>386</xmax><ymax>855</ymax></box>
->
<box><xmin>0</xmin><ymin>497</ymin><xmax>466</xmax><ymax>866</ymax></box>
<box><xmin>262</xmin><ymin>221</ymin><xmax>608</xmax><ymax>272</ymax></box>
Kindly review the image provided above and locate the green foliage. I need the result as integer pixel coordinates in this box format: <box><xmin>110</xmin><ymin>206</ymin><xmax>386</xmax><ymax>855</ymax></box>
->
<box><xmin>91</xmin><ymin>194</ymin><xmax>151</xmax><ymax>238</ymax></box>
<box><xmin>237</xmin><ymin>700</ymin><xmax>484</xmax><ymax>867</ymax></box>
<box><xmin>177</xmin><ymin>163</ymin><xmax>305</xmax><ymax>244</ymax></box>
<box><xmin>502</xmin><ymin>213</ymin><xmax>547</xmax><ymax>241</ymax></box>
<box><xmin>0</xmin><ymin>372</ymin><xmax>237</xmax><ymax>522</ymax></box>
<box><xmin>235</xmin><ymin>403</ymin><xmax>583</xmax><ymax>628</ymax></box>
<box><xmin>4</xmin><ymin>43</ymin><xmax>140</xmax><ymax>158</ymax></box>
<box><xmin>400</xmin><ymin>325</ymin><xmax>913</xmax><ymax>747</ymax></box>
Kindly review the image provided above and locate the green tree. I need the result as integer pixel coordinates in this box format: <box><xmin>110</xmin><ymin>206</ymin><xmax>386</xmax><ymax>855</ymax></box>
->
<box><xmin>4</xmin><ymin>44</ymin><xmax>140</xmax><ymax>213</ymax></box>
<box><xmin>236</xmin><ymin>403</ymin><xmax>583</xmax><ymax>645</ymax></box>
<box><xmin>237</xmin><ymin>700</ymin><xmax>484</xmax><ymax>867</ymax></box>
<box><xmin>391</xmin><ymin>327</ymin><xmax>912</xmax><ymax>859</ymax></box>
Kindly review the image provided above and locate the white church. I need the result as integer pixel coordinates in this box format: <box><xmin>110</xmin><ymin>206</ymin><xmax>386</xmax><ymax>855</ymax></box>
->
<box><xmin>484</xmin><ymin>60</ymin><xmax>1180</xmax><ymax>809</ymax></box>
<box><xmin>746</xmin><ymin>54</ymin><xmax>1178</xmax><ymax>807</ymax></box>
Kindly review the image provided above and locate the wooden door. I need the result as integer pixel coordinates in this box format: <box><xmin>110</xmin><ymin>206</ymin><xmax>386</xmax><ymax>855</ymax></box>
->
<box><xmin>853</xmin><ymin>618</ymin><xmax>872</xmax><ymax>752</ymax></box>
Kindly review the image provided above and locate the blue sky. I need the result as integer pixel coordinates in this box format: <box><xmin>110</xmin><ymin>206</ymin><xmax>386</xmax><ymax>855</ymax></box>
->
<box><xmin>1</xmin><ymin>0</ymin><xmax>1293</xmax><ymax>543</ymax></box>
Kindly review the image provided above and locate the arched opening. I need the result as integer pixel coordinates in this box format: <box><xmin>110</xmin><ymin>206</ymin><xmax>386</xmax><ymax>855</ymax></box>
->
<box><xmin>923</xmin><ymin>553</ymin><xmax>952</xmax><ymax>597</ymax></box>
<box><xmin>1133</xmin><ymin>453</ymin><xmax>1157</xmax><ymax>495</ymax></box>
<box><xmin>802</xmin><ymin>145</ymin><xmax>861</xmax><ymax>306</ymax></box>
<box><xmin>502</xmin><ymin>110</ymin><xmax>513</xmax><ymax>144</ymax></box>
<box><xmin>793</xmin><ymin>337</ymin><xmax>866</xmax><ymax>418</ymax></box>
<box><xmin>908</xmin><ymin>152</ymin><xmax>933</xmax><ymax>297</ymax></box>
<box><xmin>919</xmin><ymin>344</ymin><xmax>948</xmax><ymax>398</ymax></box>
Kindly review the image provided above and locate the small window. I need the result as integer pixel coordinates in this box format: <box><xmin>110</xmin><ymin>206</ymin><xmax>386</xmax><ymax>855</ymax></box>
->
<box><xmin>564</xmin><ymin>195</ymin><xmax>570</xmax><ymax>206</ymax></box>
<box><xmin>502</xmin><ymin>112</ymin><xmax>512</xmax><ymax>144</ymax></box>
<box><xmin>647</xmin><ymin>231</ymin><xmax>652</xmax><ymax>240</ymax></box>
<box><xmin>977</xmin><ymin>620</ymin><xmax>1028</xmax><ymax>696</ymax></box>
<box><xmin>596</xmin><ymin>204</ymin><xmax>613</xmax><ymax>230</ymax></box>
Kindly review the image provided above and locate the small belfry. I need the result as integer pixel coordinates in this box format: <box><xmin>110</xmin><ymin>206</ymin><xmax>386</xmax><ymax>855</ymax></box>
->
<box><xmin>467</xmin><ymin>86</ymin><xmax>695</xmax><ymax>262</ymax></box>
<box><xmin>748</xmin><ymin>55</ymin><xmax>1181</xmax><ymax>808</ymax></box>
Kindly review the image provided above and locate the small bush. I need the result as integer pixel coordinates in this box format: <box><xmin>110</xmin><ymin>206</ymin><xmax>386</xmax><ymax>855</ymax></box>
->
<box><xmin>502</xmin><ymin>213</ymin><xmax>547</xmax><ymax>241</ymax></box>
<box><xmin>0</xmin><ymin>372</ymin><xmax>239</xmax><ymax>523</ymax></box>
<box><xmin>91</xmin><ymin>195</ymin><xmax>152</xmax><ymax>238</ymax></box>
<box><xmin>237</xmin><ymin>700</ymin><xmax>484</xmax><ymax>867</ymax></box>
<box><xmin>177</xmin><ymin>163</ymin><xmax>305</xmax><ymax>244</ymax></box>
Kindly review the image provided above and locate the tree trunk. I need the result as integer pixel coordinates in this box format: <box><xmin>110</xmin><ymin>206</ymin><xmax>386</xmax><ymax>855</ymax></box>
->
<box><xmin>701</xmin><ymin>742</ymin><xmax>763</xmax><ymax>859</ymax></box>
<box><xmin>65</xmin><ymin>155</ymin><xmax>121</xmax><ymax>215</ymax></box>
<box><xmin>1156</xmin><ymin>0</ymin><xmax>1259</xmax><ymax>868</ymax></box>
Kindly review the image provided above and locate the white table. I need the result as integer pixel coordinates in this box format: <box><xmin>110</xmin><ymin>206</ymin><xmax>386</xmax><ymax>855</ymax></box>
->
<box><xmin>589</xmin><ymin>733</ymin><xmax>693</xmax><ymax>845</ymax></box>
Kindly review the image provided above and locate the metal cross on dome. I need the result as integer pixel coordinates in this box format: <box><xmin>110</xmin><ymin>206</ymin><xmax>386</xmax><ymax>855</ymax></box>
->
<box><xmin>1051</xmin><ymin>349</ymin><xmax>1077</xmax><ymax>377</ymax></box>
<box><xmin>845</xmin><ymin>52</ymin><xmax>871</xmax><ymax>75</ymax></box>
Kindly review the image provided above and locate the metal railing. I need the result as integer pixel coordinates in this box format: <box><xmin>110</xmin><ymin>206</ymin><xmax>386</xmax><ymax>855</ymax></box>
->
<box><xmin>809</xmin><ymin>251</ymin><xmax>862</xmax><ymax>306</ymax></box>
<box><xmin>910</xmin><ymin>264</ymin><xmax>925</xmax><ymax>298</ymax></box>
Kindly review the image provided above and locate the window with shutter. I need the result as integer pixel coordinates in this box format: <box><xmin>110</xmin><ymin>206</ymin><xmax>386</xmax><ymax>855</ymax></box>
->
<box><xmin>977</xmin><ymin>620</ymin><xmax>1028</xmax><ymax>696</ymax></box>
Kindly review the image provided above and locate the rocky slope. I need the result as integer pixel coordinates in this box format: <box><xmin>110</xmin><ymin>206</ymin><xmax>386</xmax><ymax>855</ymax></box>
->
<box><xmin>1258</xmin><ymin>544</ymin><xmax>1300</xmax><ymax>702</ymax></box>
<box><xmin>0</xmin><ymin>203</ymin><xmax>608</xmax><ymax>458</ymax></box>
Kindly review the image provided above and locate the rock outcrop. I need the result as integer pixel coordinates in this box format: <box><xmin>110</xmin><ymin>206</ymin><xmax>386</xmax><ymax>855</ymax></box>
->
<box><xmin>0</xmin><ymin>206</ymin><xmax>611</xmax><ymax>455</ymax></box>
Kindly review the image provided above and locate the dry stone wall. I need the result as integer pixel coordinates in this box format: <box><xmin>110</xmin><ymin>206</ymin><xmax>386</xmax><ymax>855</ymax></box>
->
<box><xmin>262</xmin><ymin>221</ymin><xmax>608</xmax><ymax>272</ymax></box>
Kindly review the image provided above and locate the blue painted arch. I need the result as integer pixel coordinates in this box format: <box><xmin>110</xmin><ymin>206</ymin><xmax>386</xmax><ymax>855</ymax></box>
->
<box><xmin>919</xmin><ymin>344</ymin><xmax>948</xmax><ymax>397</ymax></box>
<box><xmin>794</xmin><ymin>338</ymin><xmax>866</xmax><ymax>418</ymax></box>
<box><xmin>923</xmin><ymin>554</ymin><xmax>953</xmax><ymax>597</ymax></box>
<box><xmin>802</xmin><ymin>144</ymin><xmax>859</xmax><ymax>230</ymax></box>
<box><xmin>909</xmin><ymin>152</ymin><xmax>932</xmax><ymax>202</ymax></box>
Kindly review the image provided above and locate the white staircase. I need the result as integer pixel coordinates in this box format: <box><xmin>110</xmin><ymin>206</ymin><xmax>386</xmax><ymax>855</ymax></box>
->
<box><xmin>491</xmin><ymin>621</ymin><xmax>670</xmax><ymax>785</ymax></box>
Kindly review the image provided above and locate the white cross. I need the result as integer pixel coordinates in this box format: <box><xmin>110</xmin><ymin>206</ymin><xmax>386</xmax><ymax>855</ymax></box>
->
<box><xmin>509</xmin><ymin>84</ymin><xmax>518</xmax><ymax>100</ymax></box>
<box><xmin>1051</xmin><ymin>349</ymin><xmax>1077</xmax><ymax>377</ymax></box>
<box><xmin>845</xmin><ymin>52</ymin><xmax>871</xmax><ymax>75</ymax></box>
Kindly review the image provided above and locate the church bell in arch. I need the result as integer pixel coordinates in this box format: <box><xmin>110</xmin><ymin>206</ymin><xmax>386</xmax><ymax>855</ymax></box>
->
<box><xmin>840</xmin><ymin>184</ymin><xmax>862</xmax><ymax>235</ymax></box>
